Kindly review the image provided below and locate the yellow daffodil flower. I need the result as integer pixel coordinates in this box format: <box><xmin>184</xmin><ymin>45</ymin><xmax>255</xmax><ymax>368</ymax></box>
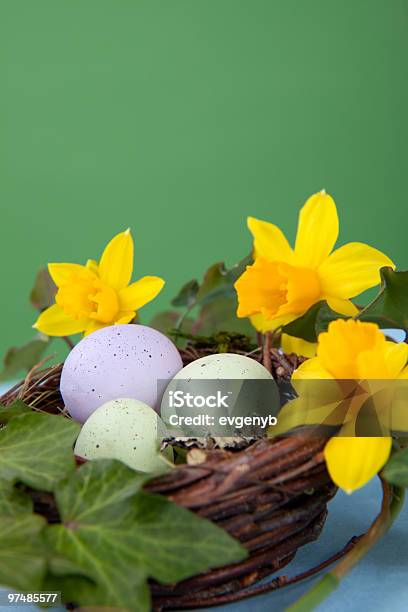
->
<box><xmin>293</xmin><ymin>319</ymin><xmax>408</xmax><ymax>493</ymax></box>
<box><xmin>33</xmin><ymin>229</ymin><xmax>164</xmax><ymax>337</ymax></box>
<box><xmin>235</xmin><ymin>190</ymin><xmax>394</xmax><ymax>332</ymax></box>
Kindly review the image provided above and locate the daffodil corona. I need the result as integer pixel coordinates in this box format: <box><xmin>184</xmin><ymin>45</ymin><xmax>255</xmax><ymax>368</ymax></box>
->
<box><xmin>235</xmin><ymin>191</ymin><xmax>394</xmax><ymax>331</ymax></box>
<box><xmin>33</xmin><ymin>229</ymin><xmax>164</xmax><ymax>336</ymax></box>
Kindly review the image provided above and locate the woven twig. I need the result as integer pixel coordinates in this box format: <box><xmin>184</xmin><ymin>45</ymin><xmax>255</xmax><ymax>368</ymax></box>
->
<box><xmin>146</xmin><ymin>435</ymin><xmax>335</xmax><ymax>609</ymax></box>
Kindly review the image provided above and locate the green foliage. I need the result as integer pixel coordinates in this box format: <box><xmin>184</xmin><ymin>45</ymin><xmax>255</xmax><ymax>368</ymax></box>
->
<box><xmin>30</xmin><ymin>267</ymin><xmax>57</xmax><ymax>311</ymax></box>
<box><xmin>0</xmin><ymin>406</ymin><xmax>246</xmax><ymax>610</ymax></box>
<box><xmin>0</xmin><ymin>335</ymin><xmax>50</xmax><ymax>382</ymax></box>
<box><xmin>171</xmin><ymin>279</ymin><xmax>200</xmax><ymax>307</ymax></box>
<box><xmin>0</xmin><ymin>399</ymin><xmax>31</xmax><ymax>425</ymax></box>
<box><xmin>0</xmin><ymin>514</ymin><xmax>47</xmax><ymax>593</ymax></box>
<box><xmin>152</xmin><ymin>255</ymin><xmax>255</xmax><ymax>341</ymax></box>
<box><xmin>0</xmin><ymin>411</ymin><xmax>80</xmax><ymax>490</ymax></box>
<box><xmin>46</xmin><ymin>460</ymin><xmax>246</xmax><ymax>611</ymax></box>
<box><xmin>358</xmin><ymin>268</ymin><xmax>408</xmax><ymax>329</ymax></box>
<box><xmin>282</xmin><ymin>301</ymin><xmax>326</xmax><ymax>343</ymax></box>
<box><xmin>383</xmin><ymin>446</ymin><xmax>408</xmax><ymax>487</ymax></box>
<box><xmin>0</xmin><ymin>479</ymin><xmax>33</xmax><ymax>515</ymax></box>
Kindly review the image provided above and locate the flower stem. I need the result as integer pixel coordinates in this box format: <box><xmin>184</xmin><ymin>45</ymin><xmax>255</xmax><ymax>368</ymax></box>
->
<box><xmin>286</xmin><ymin>478</ymin><xmax>405</xmax><ymax>612</ymax></box>
<box><xmin>62</xmin><ymin>336</ymin><xmax>74</xmax><ymax>349</ymax></box>
<box><xmin>262</xmin><ymin>333</ymin><xmax>272</xmax><ymax>373</ymax></box>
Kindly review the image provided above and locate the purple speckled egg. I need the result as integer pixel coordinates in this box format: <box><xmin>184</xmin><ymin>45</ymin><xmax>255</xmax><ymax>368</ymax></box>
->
<box><xmin>60</xmin><ymin>324</ymin><xmax>183</xmax><ymax>423</ymax></box>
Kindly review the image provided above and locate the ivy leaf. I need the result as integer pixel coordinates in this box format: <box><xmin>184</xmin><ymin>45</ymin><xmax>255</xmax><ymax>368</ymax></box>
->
<box><xmin>383</xmin><ymin>447</ymin><xmax>408</xmax><ymax>487</ymax></box>
<box><xmin>282</xmin><ymin>301</ymin><xmax>326</xmax><ymax>343</ymax></box>
<box><xmin>196</xmin><ymin>262</ymin><xmax>234</xmax><ymax>304</ymax></box>
<box><xmin>47</xmin><ymin>460</ymin><xmax>247</xmax><ymax>611</ymax></box>
<box><xmin>171</xmin><ymin>279</ymin><xmax>200</xmax><ymax>307</ymax></box>
<box><xmin>0</xmin><ymin>513</ymin><xmax>46</xmax><ymax>593</ymax></box>
<box><xmin>149</xmin><ymin>311</ymin><xmax>194</xmax><ymax>345</ymax></box>
<box><xmin>196</xmin><ymin>255</ymin><xmax>252</xmax><ymax>305</ymax></box>
<box><xmin>358</xmin><ymin>268</ymin><xmax>408</xmax><ymax>330</ymax></box>
<box><xmin>0</xmin><ymin>399</ymin><xmax>31</xmax><ymax>425</ymax></box>
<box><xmin>0</xmin><ymin>335</ymin><xmax>50</xmax><ymax>382</ymax></box>
<box><xmin>0</xmin><ymin>411</ymin><xmax>80</xmax><ymax>490</ymax></box>
<box><xmin>315</xmin><ymin>303</ymin><xmax>348</xmax><ymax>335</ymax></box>
<box><xmin>0</xmin><ymin>479</ymin><xmax>32</xmax><ymax>515</ymax></box>
<box><xmin>30</xmin><ymin>267</ymin><xmax>57</xmax><ymax>311</ymax></box>
<box><xmin>196</xmin><ymin>295</ymin><xmax>256</xmax><ymax>339</ymax></box>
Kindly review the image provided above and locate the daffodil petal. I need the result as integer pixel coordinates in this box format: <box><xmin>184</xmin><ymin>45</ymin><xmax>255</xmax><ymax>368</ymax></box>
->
<box><xmin>99</xmin><ymin>229</ymin><xmax>134</xmax><ymax>291</ymax></box>
<box><xmin>84</xmin><ymin>320</ymin><xmax>106</xmax><ymax>336</ymax></box>
<box><xmin>48</xmin><ymin>263</ymin><xmax>95</xmax><ymax>288</ymax></box>
<box><xmin>319</xmin><ymin>242</ymin><xmax>394</xmax><ymax>299</ymax></box>
<box><xmin>119</xmin><ymin>276</ymin><xmax>165</xmax><ymax>311</ymax></box>
<box><xmin>281</xmin><ymin>333</ymin><xmax>317</xmax><ymax>358</ymax></box>
<box><xmin>249</xmin><ymin>312</ymin><xmax>295</xmax><ymax>332</ymax></box>
<box><xmin>292</xmin><ymin>357</ymin><xmax>333</xmax><ymax>380</ymax></box>
<box><xmin>384</xmin><ymin>341</ymin><xmax>408</xmax><ymax>378</ymax></box>
<box><xmin>116</xmin><ymin>311</ymin><xmax>136</xmax><ymax>324</ymax></box>
<box><xmin>398</xmin><ymin>365</ymin><xmax>408</xmax><ymax>379</ymax></box>
<box><xmin>33</xmin><ymin>304</ymin><xmax>87</xmax><ymax>336</ymax></box>
<box><xmin>326</xmin><ymin>297</ymin><xmax>359</xmax><ymax>316</ymax></box>
<box><xmin>272</xmin><ymin>396</ymin><xmax>347</xmax><ymax>436</ymax></box>
<box><xmin>324</xmin><ymin>436</ymin><xmax>392</xmax><ymax>493</ymax></box>
<box><xmin>295</xmin><ymin>191</ymin><xmax>339</xmax><ymax>268</ymax></box>
<box><xmin>247</xmin><ymin>217</ymin><xmax>294</xmax><ymax>264</ymax></box>
<box><xmin>86</xmin><ymin>259</ymin><xmax>99</xmax><ymax>275</ymax></box>
<box><xmin>250</xmin><ymin>313</ymin><xmax>275</xmax><ymax>332</ymax></box>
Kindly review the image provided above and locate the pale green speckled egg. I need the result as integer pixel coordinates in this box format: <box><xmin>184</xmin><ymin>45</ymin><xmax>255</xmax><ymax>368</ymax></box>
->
<box><xmin>74</xmin><ymin>398</ymin><xmax>173</xmax><ymax>473</ymax></box>
<box><xmin>172</xmin><ymin>353</ymin><xmax>274</xmax><ymax>380</ymax></box>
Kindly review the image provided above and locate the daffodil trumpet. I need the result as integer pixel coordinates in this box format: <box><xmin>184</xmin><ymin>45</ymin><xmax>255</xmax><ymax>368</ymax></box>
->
<box><xmin>33</xmin><ymin>229</ymin><xmax>165</xmax><ymax>337</ymax></box>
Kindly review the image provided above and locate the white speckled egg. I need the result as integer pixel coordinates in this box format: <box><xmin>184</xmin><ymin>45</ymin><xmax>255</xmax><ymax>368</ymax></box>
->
<box><xmin>161</xmin><ymin>353</ymin><xmax>278</xmax><ymax>436</ymax></box>
<box><xmin>60</xmin><ymin>324</ymin><xmax>183</xmax><ymax>423</ymax></box>
<box><xmin>74</xmin><ymin>398</ymin><xmax>173</xmax><ymax>473</ymax></box>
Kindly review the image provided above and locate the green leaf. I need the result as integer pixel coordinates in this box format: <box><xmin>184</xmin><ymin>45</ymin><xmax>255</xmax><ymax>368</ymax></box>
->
<box><xmin>0</xmin><ymin>479</ymin><xmax>32</xmax><ymax>515</ymax></box>
<box><xmin>149</xmin><ymin>311</ymin><xmax>195</xmax><ymax>344</ymax></box>
<box><xmin>282</xmin><ymin>301</ymin><xmax>326</xmax><ymax>343</ymax></box>
<box><xmin>196</xmin><ymin>295</ymin><xmax>256</xmax><ymax>339</ymax></box>
<box><xmin>0</xmin><ymin>513</ymin><xmax>46</xmax><ymax>593</ymax></box>
<box><xmin>358</xmin><ymin>268</ymin><xmax>408</xmax><ymax>330</ymax></box>
<box><xmin>47</xmin><ymin>459</ymin><xmax>247</xmax><ymax>611</ymax></box>
<box><xmin>0</xmin><ymin>335</ymin><xmax>50</xmax><ymax>382</ymax></box>
<box><xmin>383</xmin><ymin>447</ymin><xmax>408</xmax><ymax>487</ymax></box>
<box><xmin>171</xmin><ymin>279</ymin><xmax>200</xmax><ymax>307</ymax></box>
<box><xmin>0</xmin><ymin>399</ymin><xmax>31</xmax><ymax>425</ymax></box>
<box><xmin>315</xmin><ymin>303</ymin><xmax>348</xmax><ymax>335</ymax></box>
<box><xmin>196</xmin><ymin>255</ymin><xmax>252</xmax><ymax>305</ymax></box>
<box><xmin>30</xmin><ymin>267</ymin><xmax>57</xmax><ymax>311</ymax></box>
<box><xmin>0</xmin><ymin>411</ymin><xmax>80</xmax><ymax>490</ymax></box>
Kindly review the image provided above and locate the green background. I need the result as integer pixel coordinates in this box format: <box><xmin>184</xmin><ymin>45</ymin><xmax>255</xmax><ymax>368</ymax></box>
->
<box><xmin>1</xmin><ymin>0</ymin><xmax>408</xmax><ymax>359</ymax></box>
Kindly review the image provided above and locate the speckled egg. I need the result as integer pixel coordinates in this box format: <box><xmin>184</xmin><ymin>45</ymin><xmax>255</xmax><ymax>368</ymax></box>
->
<box><xmin>60</xmin><ymin>324</ymin><xmax>183</xmax><ymax>423</ymax></box>
<box><xmin>74</xmin><ymin>398</ymin><xmax>173</xmax><ymax>473</ymax></box>
<box><xmin>171</xmin><ymin>353</ymin><xmax>274</xmax><ymax>381</ymax></box>
<box><xmin>161</xmin><ymin>353</ymin><xmax>279</xmax><ymax>437</ymax></box>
